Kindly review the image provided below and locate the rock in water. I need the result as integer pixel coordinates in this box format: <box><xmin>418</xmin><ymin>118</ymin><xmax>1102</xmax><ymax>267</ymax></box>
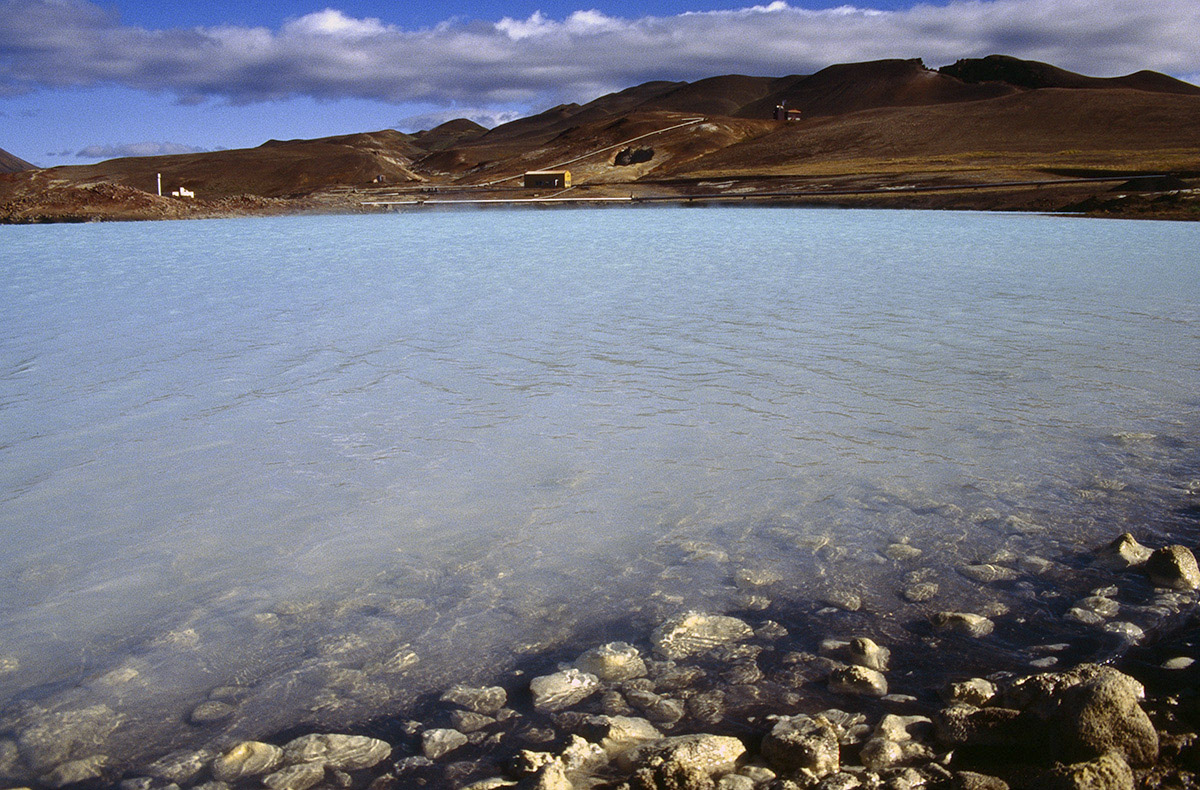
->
<box><xmin>211</xmin><ymin>742</ymin><xmax>284</xmax><ymax>782</ymax></box>
<box><xmin>651</xmin><ymin>612</ymin><xmax>753</xmax><ymax>659</ymax></box>
<box><xmin>1096</xmin><ymin>533</ymin><xmax>1153</xmax><ymax>570</ymax></box>
<box><xmin>440</xmin><ymin>684</ymin><xmax>508</xmax><ymax>715</ymax></box>
<box><xmin>280</xmin><ymin>734</ymin><xmax>391</xmax><ymax>770</ymax></box>
<box><xmin>1145</xmin><ymin>545</ymin><xmax>1200</xmax><ymax>590</ymax></box>
<box><xmin>575</xmin><ymin>642</ymin><xmax>648</xmax><ymax>681</ymax></box>
<box><xmin>41</xmin><ymin>756</ymin><xmax>108</xmax><ymax>788</ymax></box>
<box><xmin>943</xmin><ymin>678</ymin><xmax>996</xmax><ymax>707</ymax></box>
<box><xmin>848</xmin><ymin>638</ymin><xmax>890</xmax><ymax>671</ymax></box>
<box><xmin>760</xmin><ymin>715</ymin><xmax>839</xmax><ymax>778</ymax></box>
<box><xmin>829</xmin><ymin>666</ymin><xmax>888</xmax><ymax>697</ymax></box>
<box><xmin>263</xmin><ymin>761</ymin><xmax>326</xmax><ymax>790</ymax></box>
<box><xmin>422</xmin><ymin>729</ymin><xmax>468</xmax><ymax>760</ymax></box>
<box><xmin>959</xmin><ymin>564</ymin><xmax>1019</xmax><ymax>583</ymax></box>
<box><xmin>530</xmin><ymin>669</ymin><xmax>601</xmax><ymax>712</ymax></box>
<box><xmin>932</xmin><ymin>612</ymin><xmax>995</xmax><ymax>638</ymax></box>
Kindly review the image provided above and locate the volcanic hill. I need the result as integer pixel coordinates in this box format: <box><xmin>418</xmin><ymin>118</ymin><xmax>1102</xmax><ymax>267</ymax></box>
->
<box><xmin>2</xmin><ymin>55</ymin><xmax>1198</xmax><ymax>221</ymax></box>
<box><xmin>0</xmin><ymin>147</ymin><xmax>35</xmax><ymax>174</ymax></box>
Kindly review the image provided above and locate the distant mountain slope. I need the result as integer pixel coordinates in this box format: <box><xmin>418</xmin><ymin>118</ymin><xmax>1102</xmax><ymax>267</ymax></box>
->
<box><xmin>734</xmin><ymin>59</ymin><xmax>1018</xmax><ymax>119</ymax></box>
<box><xmin>7</xmin><ymin>55</ymin><xmax>1197</xmax><ymax>204</ymax></box>
<box><xmin>668</xmin><ymin>87</ymin><xmax>1200</xmax><ymax>178</ymax></box>
<box><xmin>0</xmin><ymin>147</ymin><xmax>36</xmax><ymax>173</ymax></box>
<box><xmin>39</xmin><ymin>130</ymin><xmax>428</xmax><ymax>198</ymax></box>
<box><xmin>939</xmin><ymin>55</ymin><xmax>1200</xmax><ymax>95</ymax></box>
<box><xmin>411</xmin><ymin>119</ymin><xmax>488</xmax><ymax>152</ymax></box>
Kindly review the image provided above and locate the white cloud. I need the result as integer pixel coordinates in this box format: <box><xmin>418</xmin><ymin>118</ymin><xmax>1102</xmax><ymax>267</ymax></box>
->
<box><xmin>1</xmin><ymin>0</ymin><xmax>1197</xmax><ymax>116</ymax></box>
<box><xmin>76</xmin><ymin>141</ymin><xmax>209</xmax><ymax>159</ymax></box>
<box><xmin>395</xmin><ymin>107</ymin><xmax>523</xmax><ymax>132</ymax></box>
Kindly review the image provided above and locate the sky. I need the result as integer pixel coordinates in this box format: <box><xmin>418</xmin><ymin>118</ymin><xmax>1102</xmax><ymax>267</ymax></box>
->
<box><xmin>2</xmin><ymin>0</ymin><xmax>1199</xmax><ymax>167</ymax></box>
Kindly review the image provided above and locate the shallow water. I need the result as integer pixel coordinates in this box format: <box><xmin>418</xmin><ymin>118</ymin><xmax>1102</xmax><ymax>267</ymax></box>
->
<box><xmin>0</xmin><ymin>208</ymin><xmax>1197</xmax><ymax>770</ymax></box>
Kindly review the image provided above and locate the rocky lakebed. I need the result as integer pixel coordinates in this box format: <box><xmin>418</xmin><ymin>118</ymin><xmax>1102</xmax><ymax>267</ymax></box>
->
<box><xmin>2</xmin><ymin>530</ymin><xmax>1199</xmax><ymax>790</ymax></box>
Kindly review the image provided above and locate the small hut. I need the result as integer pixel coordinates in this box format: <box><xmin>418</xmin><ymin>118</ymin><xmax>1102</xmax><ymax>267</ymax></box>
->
<box><xmin>524</xmin><ymin>170</ymin><xmax>571</xmax><ymax>188</ymax></box>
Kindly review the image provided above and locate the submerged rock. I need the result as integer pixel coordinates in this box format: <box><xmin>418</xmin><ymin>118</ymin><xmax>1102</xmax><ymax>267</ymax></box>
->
<box><xmin>441</xmin><ymin>684</ymin><xmax>508</xmax><ymax>715</ymax></box>
<box><xmin>211</xmin><ymin>742</ymin><xmax>283</xmax><ymax>782</ymax></box>
<box><xmin>422</xmin><ymin>728</ymin><xmax>469</xmax><ymax>760</ymax></box>
<box><xmin>819</xmin><ymin>638</ymin><xmax>890</xmax><ymax>671</ymax></box>
<box><xmin>651</xmin><ymin>612</ymin><xmax>753</xmax><ymax>659</ymax></box>
<box><xmin>16</xmin><ymin>704</ymin><xmax>123</xmax><ymax>773</ymax></box>
<box><xmin>280</xmin><ymin>734</ymin><xmax>391</xmax><ymax>770</ymax></box>
<box><xmin>901</xmin><ymin>581</ymin><xmax>939</xmax><ymax>602</ymax></box>
<box><xmin>943</xmin><ymin>678</ymin><xmax>996</xmax><ymax>707</ymax></box>
<box><xmin>575</xmin><ymin>642</ymin><xmax>648</xmax><ymax>682</ymax></box>
<box><xmin>1096</xmin><ymin>533</ymin><xmax>1153</xmax><ymax>570</ymax></box>
<box><xmin>932</xmin><ymin>612</ymin><xmax>995</xmax><ymax>638</ymax></box>
<box><xmin>959</xmin><ymin>564</ymin><xmax>1019</xmax><ymax>584</ymax></box>
<box><xmin>885</xmin><ymin>542</ymin><xmax>923</xmax><ymax>561</ymax></box>
<box><xmin>41</xmin><ymin>756</ymin><xmax>108</xmax><ymax>788</ymax></box>
<box><xmin>530</xmin><ymin>669</ymin><xmax>601</xmax><ymax>712</ymax></box>
<box><xmin>263</xmin><ymin>761</ymin><xmax>325</xmax><ymax>790</ymax></box>
<box><xmin>188</xmin><ymin>700</ymin><xmax>235</xmax><ymax>725</ymax></box>
<box><xmin>829</xmin><ymin>665</ymin><xmax>888</xmax><ymax>697</ymax></box>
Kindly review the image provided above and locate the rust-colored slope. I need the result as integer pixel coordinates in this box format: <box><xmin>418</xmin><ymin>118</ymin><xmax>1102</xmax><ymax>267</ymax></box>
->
<box><xmin>0</xmin><ymin>146</ymin><xmax>36</xmax><ymax>173</ymax></box>
<box><xmin>940</xmin><ymin>55</ymin><xmax>1200</xmax><ymax>95</ymax></box>
<box><xmin>667</xmin><ymin>87</ymin><xmax>1200</xmax><ymax>177</ymax></box>
<box><xmin>32</xmin><ymin>130</ymin><xmax>425</xmax><ymax>198</ymax></box>
<box><xmin>735</xmin><ymin>59</ymin><xmax>1018</xmax><ymax>120</ymax></box>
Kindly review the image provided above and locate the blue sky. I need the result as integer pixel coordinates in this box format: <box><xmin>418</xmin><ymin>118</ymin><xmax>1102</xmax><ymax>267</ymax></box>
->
<box><xmin>3</xmin><ymin>0</ymin><xmax>1199</xmax><ymax>168</ymax></box>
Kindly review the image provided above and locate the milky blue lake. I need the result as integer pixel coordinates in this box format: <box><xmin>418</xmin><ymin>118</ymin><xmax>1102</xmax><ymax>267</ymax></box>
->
<box><xmin>0</xmin><ymin>208</ymin><xmax>1197</xmax><ymax>772</ymax></box>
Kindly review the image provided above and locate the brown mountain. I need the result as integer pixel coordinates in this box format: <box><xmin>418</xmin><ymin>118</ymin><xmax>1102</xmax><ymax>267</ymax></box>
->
<box><xmin>0</xmin><ymin>147</ymin><xmax>35</xmax><ymax>173</ymax></box>
<box><xmin>27</xmin><ymin>129</ymin><xmax>428</xmax><ymax>199</ymax></box>
<box><xmin>939</xmin><ymin>54</ymin><xmax>1200</xmax><ymax>95</ymax></box>
<box><xmin>2</xmin><ymin>55</ymin><xmax>1197</xmax><ymax>222</ymax></box>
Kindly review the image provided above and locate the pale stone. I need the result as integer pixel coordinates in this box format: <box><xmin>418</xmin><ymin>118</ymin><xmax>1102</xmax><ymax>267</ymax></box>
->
<box><xmin>281</xmin><ymin>734</ymin><xmax>391</xmax><ymax>770</ymax></box>
<box><xmin>628</xmin><ymin>734</ymin><xmax>745</xmax><ymax>779</ymax></box>
<box><xmin>440</xmin><ymin>684</ymin><xmax>507</xmax><ymax>715</ymax></box>
<box><xmin>829</xmin><ymin>665</ymin><xmax>888</xmax><ymax>697</ymax></box>
<box><xmin>41</xmin><ymin>756</ymin><xmax>107</xmax><ymax>788</ymax></box>
<box><xmin>860</xmin><ymin>738</ymin><xmax>904</xmax><ymax>771</ymax></box>
<box><xmin>421</xmin><ymin>728</ymin><xmax>468</xmax><ymax>760</ymax></box>
<box><xmin>189</xmin><ymin>701</ymin><xmax>234</xmax><ymax>725</ymax></box>
<box><xmin>932</xmin><ymin>612</ymin><xmax>994</xmax><ymax>638</ymax></box>
<box><xmin>901</xmin><ymin>582</ymin><xmax>939</xmax><ymax>602</ymax></box>
<box><xmin>761</xmin><ymin>715</ymin><xmax>839</xmax><ymax>778</ymax></box>
<box><xmin>575</xmin><ymin>642</ymin><xmax>647</xmax><ymax>682</ymax></box>
<box><xmin>1096</xmin><ymin>533</ymin><xmax>1152</xmax><ymax>570</ymax></box>
<box><xmin>1146</xmin><ymin>545</ymin><xmax>1200</xmax><ymax>590</ymax></box>
<box><xmin>263</xmin><ymin>762</ymin><xmax>325</xmax><ymax>790</ymax></box>
<box><xmin>652</xmin><ymin>612</ymin><xmax>753</xmax><ymax>659</ymax></box>
<box><xmin>959</xmin><ymin>564</ymin><xmax>1019</xmax><ymax>583</ymax></box>
<box><xmin>943</xmin><ymin>678</ymin><xmax>996</xmax><ymax>707</ymax></box>
<box><xmin>211</xmin><ymin>742</ymin><xmax>283</xmax><ymax>782</ymax></box>
<box><xmin>530</xmin><ymin>669</ymin><xmax>601</xmax><ymax>712</ymax></box>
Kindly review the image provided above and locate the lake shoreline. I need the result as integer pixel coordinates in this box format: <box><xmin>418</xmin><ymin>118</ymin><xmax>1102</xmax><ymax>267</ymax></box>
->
<box><xmin>6</xmin><ymin>530</ymin><xmax>1198</xmax><ymax>789</ymax></box>
<box><xmin>2</xmin><ymin>174</ymin><xmax>1198</xmax><ymax>224</ymax></box>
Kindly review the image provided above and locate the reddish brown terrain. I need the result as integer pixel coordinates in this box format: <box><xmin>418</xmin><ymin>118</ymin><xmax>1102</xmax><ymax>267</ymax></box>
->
<box><xmin>0</xmin><ymin>146</ymin><xmax>34</xmax><ymax>174</ymax></box>
<box><xmin>2</xmin><ymin>55</ymin><xmax>1198</xmax><ymax>222</ymax></box>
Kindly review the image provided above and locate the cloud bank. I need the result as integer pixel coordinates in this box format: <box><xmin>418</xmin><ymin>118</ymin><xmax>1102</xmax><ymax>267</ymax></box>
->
<box><xmin>75</xmin><ymin>141</ymin><xmax>210</xmax><ymax>159</ymax></box>
<box><xmin>2</xmin><ymin>0</ymin><xmax>1198</xmax><ymax>114</ymax></box>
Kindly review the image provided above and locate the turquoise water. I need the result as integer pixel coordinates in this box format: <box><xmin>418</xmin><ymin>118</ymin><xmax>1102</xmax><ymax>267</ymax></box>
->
<box><xmin>0</xmin><ymin>208</ymin><xmax>1197</xmax><ymax>767</ymax></box>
